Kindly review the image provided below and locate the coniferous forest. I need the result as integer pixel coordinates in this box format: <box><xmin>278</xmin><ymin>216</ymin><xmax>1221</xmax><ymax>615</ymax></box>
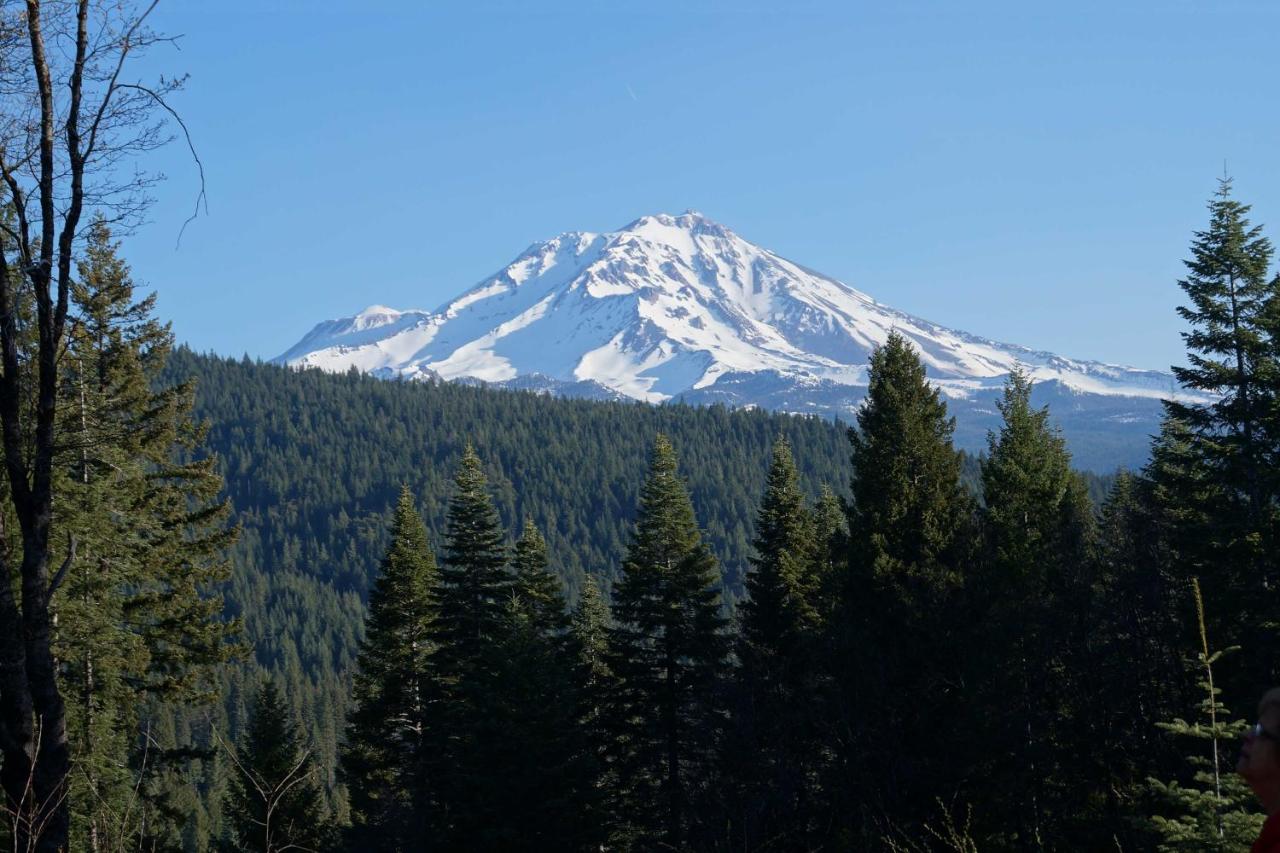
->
<box><xmin>0</xmin><ymin>5</ymin><xmax>1277</xmax><ymax>852</ymax></box>
<box><xmin>1</xmin><ymin>177</ymin><xmax>1272</xmax><ymax>851</ymax></box>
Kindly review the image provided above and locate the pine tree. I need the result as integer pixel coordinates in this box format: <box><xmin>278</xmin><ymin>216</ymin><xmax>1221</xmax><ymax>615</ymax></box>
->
<box><xmin>433</xmin><ymin>444</ymin><xmax>511</xmax><ymax>680</ymax></box>
<box><xmin>1167</xmin><ymin>178</ymin><xmax>1275</xmax><ymax>516</ymax></box>
<box><xmin>1085</xmin><ymin>472</ymin><xmax>1191</xmax><ymax>849</ymax></box>
<box><xmin>429</xmin><ymin>445</ymin><xmax>513</xmax><ymax>847</ymax></box>
<box><xmin>607</xmin><ymin>434</ymin><xmax>729</xmax><ymax>849</ymax></box>
<box><xmin>51</xmin><ymin>219</ymin><xmax>239</xmax><ymax>849</ymax></box>
<box><xmin>568</xmin><ymin>574</ymin><xmax>613</xmax><ymax>793</ymax></box>
<box><xmin>811</xmin><ymin>484</ymin><xmax>848</xmax><ymax>616</ymax></box>
<box><xmin>727</xmin><ymin>437</ymin><xmax>825</xmax><ymax>849</ymax></box>
<box><xmin>1147</xmin><ymin>580</ymin><xmax>1263</xmax><ymax>851</ymax></box>
<box><xmin>741</xmin><ymin>437</ymin><xmax>820</xmax><ymax>659</ymax></box>
<box><xmin>1156</xmin><ymin>179</ymin><xmax>1279</xmax><ymax>691</ymax></box>
<box><xmin>511</xmin><ymin>519</ymin><xmax>569</xmax><ymax>637</ymax></box>
<box><xmin>340</xmin><ymin>486</ymin><xmax>438</xmax><ymax>848</ymax></box>
<box><xmin>970</xmin><ymin>368</ymin><xmax>1097</xmax><ymax>846</ymax></box>
<box><xmin>460</xmin><ymin>594</ymin><xmax>597</xmax><ymax>852</ymax></box>
<box><xmin>830</xmin><ymin>330</ymin><xmax>974</xmax><ymax>841</ymax></box>
<box><xmin>224</xmin><ymin>680</ymin><xmax>329</xmax><ymax>853</ymax></box>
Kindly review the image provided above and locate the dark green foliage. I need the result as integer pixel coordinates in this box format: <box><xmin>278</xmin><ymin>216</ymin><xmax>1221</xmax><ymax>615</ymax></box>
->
<box><xmin>723</xmin><ymin>437</ymin><xmax>828</xmax><ymax>849</ymax></box>
<box><xmin>1168</xmin><ymin>179</ymin><xmax>1275</xmax><ymax>504</ymax></box>
<box><xmin>568</xmin><ymin>575</ymin><xmax>613</xmax><ymax>843</ymax></box>
<box><xmin>452</xmin><ymin>596</ymin><xmax>598</xmax><ymax>852</ymax></box>
<box><xmin>434</xmin><ymin>444</ymin><xmax>513</xmax><ymax>680</ymax></box>
<box><xmin>969</xmin><ymin>369</ymin><xmax>1098</xmax><ymax>847</ymax></box>
<box><xmin>224</xmin><ymin>681</ymin><xmax>329</xmax><ymax>852</ymax></box>
<box><xmin>1159</xmin><ymin>179</ymin><xmax>1280</xmax><ymax>690</ymax></box>
<box><xmin>740</xmin><ymin>438</ymin><xmax>821</xmax><ymax>655</ymax></box>
<box><xmin>607</xmin><ymin>435</ymin><xmax>730</xmax><ymax>849</ymax></box>
<box><xmin>512</xmin><ymin>520</ymin><xmax>570</xmax><ymax>637</ymax></box>
<box><xmin>340</xmin><ymin>486</ymin><xmax>438</xmax><ymax>848</ymax></box>
<box><xmin>154</xmin><ymin>344</ymin><xmax>1112</xmax><ymax>842</ymax></box>
<box><xmin>831</xmin><ymin>330</ymin><xmax>976</xmax><ymax>842</ymax></box>
<box><xmin>51</xmin><ymin>222</ymin><xmax>239</xmax><ymax>851</ymax></box>
<box><xmin>1147</xmin><ymin>582</ymin><xmax>1263</xmax><ymax>851</ymax></box>
<box><xmin>845</xmin><ymin>332</ymin><xmax>973</xmax><ymax>611</ymax></box>
<box><xmin>1080</xmin><ymin>472</ymin><xmax>1190</xmax><ymax>849</ymax></box>
<box><xmin>159</xmin><ymin>347</ymin><xmax>859</xmax><ymax>819</ymax></box>
<box><xmin>430</xmin><ymin>461</ymin><xmax>601</xmax><ymax>851</ymax></box>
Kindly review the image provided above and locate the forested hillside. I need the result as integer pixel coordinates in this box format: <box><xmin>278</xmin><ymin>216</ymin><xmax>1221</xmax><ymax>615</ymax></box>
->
<box><xmin>152</xmin><ymin>347</ymin><xmax>1120</xmax><ymax>842</ymax></box>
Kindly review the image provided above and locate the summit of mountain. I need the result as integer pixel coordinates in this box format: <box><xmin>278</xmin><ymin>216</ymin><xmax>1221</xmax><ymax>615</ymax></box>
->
<box><xmin>276</xmin><ymin>211</ymin><xmax>1186</xmax><ymax>470</ymax></box>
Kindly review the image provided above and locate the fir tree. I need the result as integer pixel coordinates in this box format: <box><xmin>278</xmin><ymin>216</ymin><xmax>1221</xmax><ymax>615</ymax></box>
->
<box><xmin>1147</xmin><ymin>579</ymin><xmax>1263</xmax><ymax>851</ymax></box>
<box><xmin>511</xmin><ymin>519</ymin><xmax>569</xmax><ymax>637</ymax></box>
<box><xmin>1084</xmin><ymin>471</ymin><xmax>1192</xmax><ymax>849</ymax></box>
<box><xmin>458</xmin><ymin>595</ymin><xmax>597</xmax><ymax>852</ymax></box>
<box><xmin>831</xmin><ymin>330</ymin><xmax>974</xmax><ymax>841</ymax></box>
<box><xmin>727</xmin><ymin>437</ymin><xmax>826</xmax><ymax>849</ymax></box>
<box><xmin>810</xmin><ymin>484</ymin><xmax>848</xmax><ymax>615</ymax></box>
<box><xmin>340</xmin><ymin>486</ymin><xmax>438</xmax><ymax>849</ymax></box>
<box><xmin>429</xmin><ymin>445</ymin><xmax>513</xmax><ymax>846</ymax></box>
<box><xmin>970</xmin><ymin>368</ymin><xmax>1097</xmax><ymax>846</ymax></box>
<box><xmin>569</xmin><ymin>575</ymin><xmax>613</xmax><ymax>793</ymax></box>
<box><xmin>1167</xmin><ymin>178</ymin><xmax>1275</xmax><ymax>516</ymax></box>
<box><xmin>434</xmin><ymin>444</ymin><xmax>512</xmax><ymax>679</ymax></box>
<box><xmin>741</xmin><ymin>437</ymin><xmax>820</xmax><ymax>658</ymax></box>
<box><xmin>224</xmin><ymin>680</ymin><xmax>329</xmax><ymax>853</ymax></box>
<box><xmin>607</xmin><ymin>434</ymin><xmax>729</xmax><ymax>849</ymax></box>
<box><xmin>52</xmin><ymin>220</ymin><xmax>239</xmax><ymax>849</ymax></box>
<box><xmin>1156</xmin><ymin>178</ymin><xmax>1279</xmax><ymax>690</ymax></box>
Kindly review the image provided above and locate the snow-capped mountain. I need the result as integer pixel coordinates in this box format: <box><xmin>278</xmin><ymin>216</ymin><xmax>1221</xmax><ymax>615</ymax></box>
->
<box><xmin>276</xmin><ymin>211</ymin><xmax>1184</xmax><ymax>470</ymax></box>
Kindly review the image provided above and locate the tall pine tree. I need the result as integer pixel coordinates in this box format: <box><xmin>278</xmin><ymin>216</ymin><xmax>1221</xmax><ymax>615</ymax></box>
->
<box><xmin>830</xmin><ymin>330</ymin><xmax>974</xmax><ymax>842</ymax></box>
<box><xmin>1157</xmin><ymin>179</ymin><xmax>1279</xmax><ymax>689</ymax></box>
<box><xmin>726</xmin><ymin>437</ymin><xmax>826</xmax><ymax>849</ymax></box>
<box><xmin>970</xmin><ymin>368</ymin><xmax>1097</xmax><ymax>847</ymax></box>
<box><xmin>433</xmin><ymin>444</ymin><xmax>511</xmax><ymax>681</ymax></box>
<box><xmin>607</xmin><ymin>434</ymin><xmax>729</xmax><ymax>850</ymax></box>
<box><xmin>340</xmin><ymin>486</ymin><xmax>438</xmax><ymax>849</ymax></box>
<box><xmin>52</xmin><ymin>220</ymin><xmax>239</xmax><ymax>850</ymax></box>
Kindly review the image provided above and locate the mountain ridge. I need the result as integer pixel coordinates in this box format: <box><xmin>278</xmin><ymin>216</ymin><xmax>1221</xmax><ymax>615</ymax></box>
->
<box><xmin>275</xmin><ymin>211</ymin><xmax>1187</xmax><ymax>470</ymax></box>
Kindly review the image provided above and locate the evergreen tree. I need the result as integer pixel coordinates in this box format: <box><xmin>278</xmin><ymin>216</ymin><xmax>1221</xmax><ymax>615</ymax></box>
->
<box><xmin>434</xmin><ymin>444</ymin><xmax>512</xmax><ymax>680</ymax></box>
<box><xmin>340</xmin><ymin>486</ymin><xmax>438</xmax><ymax>849</ymax></box>
<box><xmin>1167</xmin><ymin>178</ymin><xmax>1275</xmax><ymax>516</ymax></box>
<box><xmin>726</xmin><ymin>437</ymin><xmax>825</xmax><ymax>849</ymax></box>
<box><xmin>51</xmin><ymin>220</ymin><xmax>239</xmax><ymax>850</ymax></box>
<box><xmin>970</xmin><ymin>368</ymin><xmax>1097</xmax><ymax>847</ymax></box>
<box><xmin>429</xmin><ymin>445</ymin><xmax>512</xmax><ymax>847</ymax></box>
<box><xmin>741</xmin><ymin>437</ymin><xmax>820</xmax><ymax>657</ymax></box>
<box><xmin>511</xmin><ymin>519</ymin><xmax>569</xmax><ymax>637</ymax></box>
<box><xmin>810</xmin><ymin>484</ymin><xmax>848</xmax><ymax>613</ymax></box>
<box><xmin>830</xmin><ymin>330</ymin><xmax>974</xmax><ymax>841</ymax></box>
<box><xmin>568</xmin><ymin>575</ymin><xmax>613</xmax><ymax>795</ymax></box>
<box><xmin>1160</xmin><ymin>179</ymin><xmax>1279</xmax><ymax>688</ymax></box>
<box><xmin>1147</xmin><ymin>580</ymin><xmax>1263</xmax><ymax>851</ymax></box>
<box><xmin>607</xmin><ymin>434</ymin><xmax>729</xmax><ymax>849</ymax></box>
<box><xmin>458</xmin><ymin>594</ymin><xmax>597</xmax><ymax>852</ymax></box>
<box><xmin>224</xmin><ymin>680</ymin><xmax>329</xmax><ymax>852</ymax></box>
<box><xmin>1083</xmin><ymin>472</ymin><xmax>1190</xmax><ymax>849</ymax></box>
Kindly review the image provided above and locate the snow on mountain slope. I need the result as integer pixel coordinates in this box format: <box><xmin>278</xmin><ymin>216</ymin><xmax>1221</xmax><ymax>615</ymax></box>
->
<box><xmin>277</xmin><ymin>211</ymin><xmax>1177</xmax><ymax>402</ymax></box>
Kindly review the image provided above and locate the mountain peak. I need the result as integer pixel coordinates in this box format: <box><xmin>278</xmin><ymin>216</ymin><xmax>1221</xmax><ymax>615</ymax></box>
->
<box><xmin>276</xmin><ymin>212</ymin><xmax>1189</xmax><ymax>471</ymax></box>
<box><xmin>618</xmin><ymin>210</ymin><xmax>734</xmax><ymax>246</ymax></box>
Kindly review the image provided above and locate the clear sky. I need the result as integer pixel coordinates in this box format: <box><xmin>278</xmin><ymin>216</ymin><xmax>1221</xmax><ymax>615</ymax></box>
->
<box><xmin>125</xmin><ymin>0</ymin><xmax>1280</xmax><ymax>372</ymax></box>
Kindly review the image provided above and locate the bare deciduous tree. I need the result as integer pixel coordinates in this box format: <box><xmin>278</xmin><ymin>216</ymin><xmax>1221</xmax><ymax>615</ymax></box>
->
<box><xmin>0</xmin><ymin>2</ymin><xmax>196</xmax><ymax>849</ymax></box>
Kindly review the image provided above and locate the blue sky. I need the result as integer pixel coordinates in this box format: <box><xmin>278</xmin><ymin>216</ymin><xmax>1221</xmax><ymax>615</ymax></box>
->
<box><xmin>126</xmin><ymin>0</ymin><xmax>1280</xmax><ymax>372</ymax></box>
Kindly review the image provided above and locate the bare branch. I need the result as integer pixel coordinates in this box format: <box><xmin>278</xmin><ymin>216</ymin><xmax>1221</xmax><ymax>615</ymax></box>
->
<box><xmin>114</xmin><ymin>82</ymin><xmax>205</xmax><ymax>247</ymax></box>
